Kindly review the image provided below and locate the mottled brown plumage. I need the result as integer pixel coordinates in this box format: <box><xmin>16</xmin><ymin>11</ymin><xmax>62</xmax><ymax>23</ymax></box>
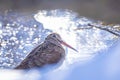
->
<box><xmin>15</xmin><ymin>33</ymin><xmax>77</xmax><ymax>69</ymax></box>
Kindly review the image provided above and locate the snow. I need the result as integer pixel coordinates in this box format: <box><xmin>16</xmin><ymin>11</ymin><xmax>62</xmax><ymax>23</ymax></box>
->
<box><xmin>0</xmin><ymin>9</ymin><xmax>119</xmax><ymax>80</ymax></box>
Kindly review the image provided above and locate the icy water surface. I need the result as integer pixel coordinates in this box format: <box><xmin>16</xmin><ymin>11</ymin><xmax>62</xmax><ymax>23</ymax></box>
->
<box><xmin>0</xmin><ymin>10</ymin><xmax>118</xmax><ymax>69</ymax></box>
<box><xmin>0</xmin><ymin>10</ymin><xmax>119</xmax><ymax>80</ymax></box>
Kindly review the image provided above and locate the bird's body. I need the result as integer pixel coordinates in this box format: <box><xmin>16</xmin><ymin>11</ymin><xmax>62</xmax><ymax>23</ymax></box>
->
<box><xmin>15</xmin><ymin>33</ymin><xmax>77</xmax><ymax>69</ymax></box>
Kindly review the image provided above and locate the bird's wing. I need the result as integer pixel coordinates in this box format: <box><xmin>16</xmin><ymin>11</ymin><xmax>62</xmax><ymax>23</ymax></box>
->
<box><xmin>22</xmin><ymin>43</ymin><xmax>46</xmax><ymax>62</ymax></box>
<box><xmin>15</xmin><ymin>43</ymin><xmax>64</xmax><ymax>69</ymax></box>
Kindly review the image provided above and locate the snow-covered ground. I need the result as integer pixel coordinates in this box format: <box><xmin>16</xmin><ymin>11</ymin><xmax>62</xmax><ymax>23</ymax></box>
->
<box><xmin>0</xmin><ymin>10</ymin><xmax>119</xmax><ymax>80</ymax></box>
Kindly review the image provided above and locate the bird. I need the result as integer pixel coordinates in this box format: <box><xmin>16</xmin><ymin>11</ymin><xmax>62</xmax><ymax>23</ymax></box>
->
<box><xmin>14</xmin><ymin>33</ymin><xmax>78</xmax><ymax>69</ymax></box>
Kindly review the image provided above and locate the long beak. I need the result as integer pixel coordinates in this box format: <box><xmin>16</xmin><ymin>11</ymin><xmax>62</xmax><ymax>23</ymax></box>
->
<box><xmin>59</xmin><ymin>40</ymin><xmax>78</xmax><ymax>52</ymax></box>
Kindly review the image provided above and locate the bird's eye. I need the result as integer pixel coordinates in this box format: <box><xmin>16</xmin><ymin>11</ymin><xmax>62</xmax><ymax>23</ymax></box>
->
<box><xmin>52</xmin><ymin>35</ymin><xmax>56</xmax><ymax>37</ymax></box>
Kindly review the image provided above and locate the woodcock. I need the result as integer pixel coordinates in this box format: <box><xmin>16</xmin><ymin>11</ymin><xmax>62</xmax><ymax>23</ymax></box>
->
<box><xmin>15</xmin><ymin>33</ymin><xmax>78</xmax><ymax>69</ymax></box>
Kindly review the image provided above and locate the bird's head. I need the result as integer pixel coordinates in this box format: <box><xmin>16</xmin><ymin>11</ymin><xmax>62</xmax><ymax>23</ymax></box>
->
<box><xmin>46</xmin><ymin>33</ymin><xmax>78</xmax><ymax>52</ymax></box>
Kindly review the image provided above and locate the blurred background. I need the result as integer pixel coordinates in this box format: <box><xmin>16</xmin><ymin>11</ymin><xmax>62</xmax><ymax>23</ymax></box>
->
<box><xmin>0</xmin><ymin>0</ymin><xmax>120</xmax><ymax>24</ymax></box>
<box><xmin>0</xmin><ymin>0</ymin><xmax>120</xmax><ymax>80</ymax></box>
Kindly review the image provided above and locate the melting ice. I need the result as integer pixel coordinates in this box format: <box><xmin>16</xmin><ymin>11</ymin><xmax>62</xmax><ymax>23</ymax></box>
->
<box><xmin>0</xmin><ymin>9</ymin><xmax>118</xmax><ymax>72</ymax></box>
<box><xmin>34</xmin><ymin>10</ymin><xmax>118</xmax><ymax>70</ymax></box>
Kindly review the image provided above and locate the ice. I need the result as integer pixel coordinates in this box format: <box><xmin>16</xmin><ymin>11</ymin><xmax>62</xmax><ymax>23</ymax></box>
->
<box><xmin>34</xmin><ymin>10</ymin><xmax>118</xmax><ymax>70</ymax></box>
<box><xmin>0</xmin><ymin>10</ymin><xmax>119</xmax><ymax>70</ymax></box>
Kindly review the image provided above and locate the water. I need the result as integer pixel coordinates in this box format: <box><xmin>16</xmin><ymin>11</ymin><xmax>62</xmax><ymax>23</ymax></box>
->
<box><xmin>0</xmin><ymin>9</ymin><xmax>119</xmax><ymax>80</ymax></box>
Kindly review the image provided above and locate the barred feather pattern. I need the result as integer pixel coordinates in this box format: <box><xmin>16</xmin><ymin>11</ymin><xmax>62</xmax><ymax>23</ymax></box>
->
<box><xmin>15</xmin><ymin>41</ymin><xmax>65</xmax><ymax>69</ymax></box>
